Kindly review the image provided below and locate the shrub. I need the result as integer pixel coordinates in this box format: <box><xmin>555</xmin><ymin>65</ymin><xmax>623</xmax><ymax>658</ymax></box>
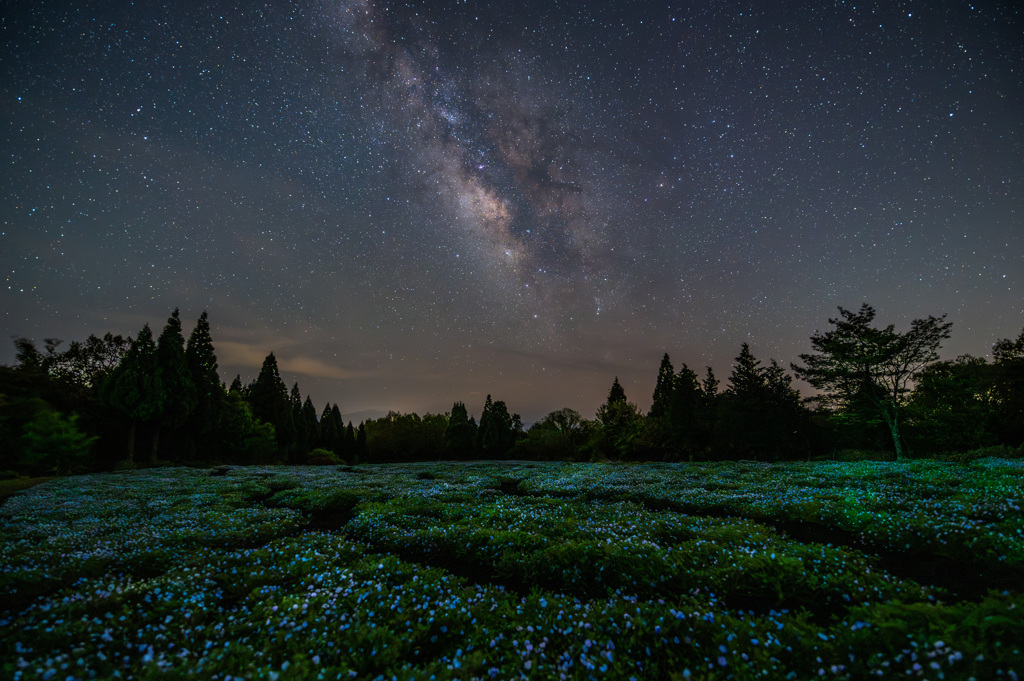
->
<box><xmin>307</xmin><ymin>448</ymin><xmax>342</xmax><ymax>465</ymax></box>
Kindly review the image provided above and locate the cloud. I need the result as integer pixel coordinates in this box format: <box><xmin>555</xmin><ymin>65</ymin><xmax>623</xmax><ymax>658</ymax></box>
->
<box><xmin>216</xmin><ymin>341</ymin><xmax>363</xmax><ymax>381</ymax></box>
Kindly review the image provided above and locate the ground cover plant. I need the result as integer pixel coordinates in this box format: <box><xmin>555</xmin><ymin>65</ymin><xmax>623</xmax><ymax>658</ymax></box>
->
<box><xmin>1</xmin><ymin>460</ymin><xmax>1021</xmax><ymax>680</ymax></box>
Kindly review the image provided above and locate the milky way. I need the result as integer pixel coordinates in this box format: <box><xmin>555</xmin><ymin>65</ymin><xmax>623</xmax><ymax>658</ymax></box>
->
<box><xmin>2</xmin><ymin>1</ymin><xmax>1022</xmax><ymax>421</ymax></box>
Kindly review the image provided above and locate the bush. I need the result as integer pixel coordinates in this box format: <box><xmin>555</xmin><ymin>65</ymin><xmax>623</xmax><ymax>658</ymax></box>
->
<box><xmin>941</xmin><ymin>444</ymin><xmax>1024</xmax><ymax>464</ymax></box>
<box><xmin>307</xmin><ymin>448</ymin><xmax>342</xmax><ymax>465</ymax></box>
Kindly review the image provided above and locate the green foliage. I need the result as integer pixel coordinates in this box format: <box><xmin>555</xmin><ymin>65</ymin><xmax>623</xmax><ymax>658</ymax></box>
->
<box><xmin>2</xmin><ymin>462</ymin><xmax>1023</xmax><ymax>680</ymax></box>
<box><xmin>19</xmin><ymin>406</ymin><xmax>96</xmax><ymax>475</ymax></box>
<box><xmin>907</xmin><ymin>354</ymin><xmax>995</xmax><ymax>454</ymax></box>
<box><xmin>217</xmin><ymin>392</ymin><xmax>279</xmax><ymax>464</ymax></box>
<box><xmin>307</xmin><ymin>447</ymin><xmax>342</xmax><ymax>465</ymax></box>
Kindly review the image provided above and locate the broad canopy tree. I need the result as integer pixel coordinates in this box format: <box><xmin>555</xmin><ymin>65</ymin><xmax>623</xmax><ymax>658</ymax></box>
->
<box><xmin>792</xmin><ymin>304</ymin><xmax>952</xmax><ymax>460</ymax></box>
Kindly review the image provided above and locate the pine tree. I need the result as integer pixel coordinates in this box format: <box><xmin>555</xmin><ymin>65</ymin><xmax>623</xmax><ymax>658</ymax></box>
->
<box><xmin>100</xmin><ymin>324</ymin><xmax>163</xmax><ymax>464</ymax></box>
<box><xmin>478</xmin><ymin>398</ymin><xmax>515</xmax><ymax>458</ymax></box>
<box><xmin>355</xmin><ymin>422</ymin><xmax>367</xmax><ymax>462</ymax></box>
<box><xmin>290</xmin><ymin>383</ymin><xmax>309</xmax><ymax>462</ymax></box>
<box><xmin>319</xmin><ymin>403</ymin><xmax>338</xmax><ymax>451</ymax></box>
<box><xmin>475</xmin><ymin>395</ymin><xmax>495</xmax><ymax>454</ymax></box>
<box><xmin>649</xmin><ymin>354</ymin><xmax>675</xmax><ymax>420</ymax></box>
<box><xmin>248</xmin><ymin>352</ymin><xmax>295</xmax><ymax>455</ymax></box>
<box><xmin>229</xmin><ymin>375</ymin><xmax>243</xmax><ymax>393</ymax></box>
<box><xmin>667</xmin><ymin>363</ymin><xmax>702</xmax><ymax>456</ymax></box>
<box><xmin>344</xmin><ymin>421</ymin><xmax>356</xmax><ymax>462</ymax></box>
<box><xmin>596</xmin><ymin>377</ymin><xmax>643</xmax><ymax>460</ymax></box>
<box><xmin>301</xmin><ymin>397</ymin><xmax>320</xmax><ymax>453</ymax></box>
<box><xmin>185</xmin><ymin>311</ymin><xmax>224</xmax><ymax>459</ymax></box>
<box><xmin>152</xmin><ymin>309</ymin><xmax>197</xmax><ymax>463</ymax></box>
<box><xmin>330</xmin><ymin>404</ymin><xmax>345</xmax><ymax>459</ymax></box>
<box><xmin>608</xmin><ymin>377</ymin><xmax>627</xmax><ymax>405</ymax></box>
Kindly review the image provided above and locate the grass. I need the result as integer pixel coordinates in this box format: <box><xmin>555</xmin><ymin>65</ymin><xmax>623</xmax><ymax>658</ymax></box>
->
<box><xmin>1</xmin><ymin>460</ymin><xmax>1021</xmax><ymax>679</ymax></box>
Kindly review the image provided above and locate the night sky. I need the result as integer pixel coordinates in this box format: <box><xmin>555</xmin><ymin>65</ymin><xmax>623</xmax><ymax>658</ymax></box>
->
<box><xmin>3</xmin><ymin>1</ymin><xmax>1022</xmax><ymax>423</ymax></box>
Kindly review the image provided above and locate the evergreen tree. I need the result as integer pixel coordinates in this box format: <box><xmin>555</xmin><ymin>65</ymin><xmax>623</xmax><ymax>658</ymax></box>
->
<box><xmin>596</xmin><ymin>378</ymin><xmax>643</xmax><ymax>460</ymax></box>
<box><xmin>475</xmin><ymin>395</ymin><xmax>495</xmax><ymax>455</ymax></box>
<box><xmin>720</xmin><ymin>345</ymin><xmax>806</xmax><ymax>460</ymax></box>
<box><xmin>290</xmin><ymin>383</ymin><xmax>309</xmax><ymax>462</ymax></box>
<box><xmin>355</xmin><ymin>422</ymin><xmax>367</xmax><ymax>462</ymax></box>
<box><xmin>667</xmin><ymin>363</ymin><xmax>703</xmax><ymax>457</ymax></box>
<box><xmin>344</xmin><ymin>421</ymin><xmax>356</xmax><ymax>462</ymax></box>
<box><xmin>649</xmin><ymin>354</ymin><xmax>675</xmax><ymax>420</ymax></box>
<box><xmin>185</xmin><ymin>311</ymin><xmax>224</xmax><ymax>459</ymax></box>
<box><xmin>443</xmin><ymin>401</ymin><xmax>476</xmax><ymax>459</ymax></box>
<box><xmin>608</xmin><ymin>377</ymin><xmax>627</xmax><ymax>405</ymax></box>
<box><xmin>301</xmin><ymin>397</ymin><xmax>320</xmax><ymax>453</ymax></box>
<box><xmin>100</xmin><ymin>324</ymin><xmax>163</xmax><ymax>464</ymax></box>
<box><xmin>152</xmin><ymin>309</ymin><xmax>197</xmax><ymax>463</ymax></box>
<box><xmin>248</xmin><ymin>352</ymin><xmax>295</xmax><ymax>455</ymax></box>
<box><xmin>330</xmin><ymin>404</ymin><xmax>346</xmax><ymax>459</ymax></box>
<box><xmin>319</xmin><ymin>403</ymin><xmax>339</xmax><ymax>452</ymax></box>
<box><xmin>478</xmin><ymin>397</ymin><xmax>515</xmax><ymax>458</ymax></box>
<box><xmin>229</xmin><ymin>375</ymin><xmax>243</xmax><ymax>394</ymax></box>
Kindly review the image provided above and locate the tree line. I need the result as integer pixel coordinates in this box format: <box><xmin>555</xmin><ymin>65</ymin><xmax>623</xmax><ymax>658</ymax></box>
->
<box><xmin>1</xmin><ymin>304</ymin><xmax>1022</xmax><ymax>476</ymax></box>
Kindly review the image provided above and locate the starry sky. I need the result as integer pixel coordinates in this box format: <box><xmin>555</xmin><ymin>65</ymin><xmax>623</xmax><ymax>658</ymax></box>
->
<box><xmin>3</xmin><ymin>1</ymin><xmax>1022</xmax><ymax>423</ymax></box>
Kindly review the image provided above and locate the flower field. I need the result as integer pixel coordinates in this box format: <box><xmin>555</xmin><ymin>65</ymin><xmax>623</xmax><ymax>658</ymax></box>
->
<box><xmin>1</xmin><ymin>460</ymin><xmax>1021</xmax><ymax>680</ymax></box>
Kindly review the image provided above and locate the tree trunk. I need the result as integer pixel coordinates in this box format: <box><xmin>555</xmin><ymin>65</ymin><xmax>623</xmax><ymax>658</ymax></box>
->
<box><xmin>882</xmin><ymin>407</ymin><xmax>905</xmax><ymax>461</ymax></box>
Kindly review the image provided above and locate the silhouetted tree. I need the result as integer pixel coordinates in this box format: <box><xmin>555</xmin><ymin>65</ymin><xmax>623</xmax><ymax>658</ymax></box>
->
<box><xmin>596</xmin><ymin>378</ymin><xmax>644</xmax><ymax>460</ymax></box>
<box><xmin>792</xmin><ymin>304</ymin><xmax>952</xmax><ymax>460</ymax></box>
<box><xmin>906</xmin><ymin>355</ymin><xmax>994</xmax><ymax>453</ymax></box>
<box><xmin>248</xmin><ymin>352</ymin><xmax>295</xmax><ymax>454</ymax></box>
<box><xmin>478</xmin><ymin>396</ymin><xmax>516</xmax><ymax>458</ymax></box>
<box><xmin>355</xmin><ymin>422</ymin><xmax>367</xmax><ymax>461</ymax></box>
<box><xmin>443</xmin><ymin>401</ymin><xmax>476</xmax><ymax>459</ymax></box>
<box><xmin>152</xmin><ymin>309</ymin><xmax>197</xmax><ymax>463</ymax></box>
<box><xmin>300</xmin><ymin>397</ymin><xmax>320</xmax><ymax>454</ymax></box>
<box><xmin>100</xmin><ymin>324</ymin><xmax>163</xmax><ymax>465</ymax></box>
<box><xmin>649</xmin><ymin>354</ymin><xmax>675</xmax><ymax>421</ymax></box>
<box><xmin>992</xmin><ymin>328</ymin><xmax>1024</xmax><ymax>446</ymax></box>
<box><xmin>717</xmin><ymin>345</ymin><xmax>806</xmax><ymax>460</ymax></box>
<box><xmin>185</xmin><ymin>312</ymin><xmax>224</xmax><ymax>461</ymax></box>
